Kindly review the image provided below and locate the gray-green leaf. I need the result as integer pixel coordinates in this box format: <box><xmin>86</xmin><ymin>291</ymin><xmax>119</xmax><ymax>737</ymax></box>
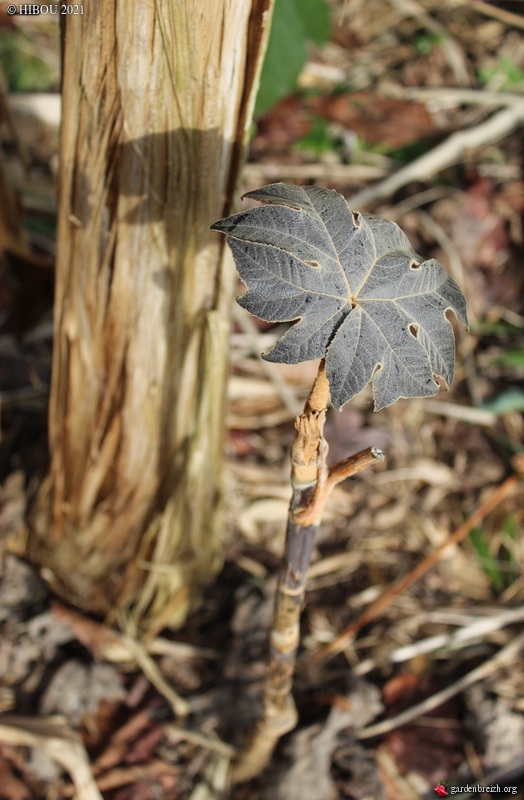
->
<box><xmin>212</xmin><ymin>183</ymin><xmax>468</xmax><ymax>411</ymax></box>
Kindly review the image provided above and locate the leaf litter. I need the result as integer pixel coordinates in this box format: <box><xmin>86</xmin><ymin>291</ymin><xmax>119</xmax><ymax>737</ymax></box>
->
<box><xmin>1</xmin><ymin>0</ymin><xmax>524</xmax><ymax>798</ymax></box>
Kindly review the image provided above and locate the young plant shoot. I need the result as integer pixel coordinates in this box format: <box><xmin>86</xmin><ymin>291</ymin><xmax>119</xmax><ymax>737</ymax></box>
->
<box><xmin>212</xmin><ymin>182</ymin><xmax>468</xmax><ymax>782</ymax></box>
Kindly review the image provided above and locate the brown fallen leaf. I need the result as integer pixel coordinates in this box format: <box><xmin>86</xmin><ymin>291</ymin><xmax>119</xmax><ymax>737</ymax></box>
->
<box><xmin>39</xmin><ymin>660</ymin><xmax>125</xmax><ymax>728</ymax></box>
<box><xmin>450</xmin><ymin>179</ymin><xmax>510</xmax><ymax>271</ymax></box>
<box><xmin>312</xmin><ymin>91</ymin><xmax>437</xmax><ymax>149</ymax></box>
<box><xmin>0</xmin><ymin>757</ymin><xmax>32</xmax><ymax>800</ymax></box>
<box><xmin>263</xmin><ymin>679</ymin><xmax>383</xmax><ymax>800</ymax></box>
<box><xmin>251</xmin><ymin>96</ymin><xmax>311</xmax><ymax>156</ymax></box>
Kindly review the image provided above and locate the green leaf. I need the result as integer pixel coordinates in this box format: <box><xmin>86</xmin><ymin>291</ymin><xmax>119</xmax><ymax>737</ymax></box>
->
<box><xmin>491</xmin><ymin>349</ymin><xmax>524</xmax><ymax>369</ymax></box>
<box><xmin>503</xmin><ymin>515</ymin><xmax>518</xmax><ymax>541</ymax></box>
<box><xmin>292</xmin><ymin>0</ymin><xmax>331</xmax><ymax>44</ymax></box>
<box><xmin>296</xmin><ymin>118</ymin><xmax>339</xmax><ymax>155</ymax></box>
<box><xmin>255</xmin><ymin>0</ymin><xmax>331</xmax><ymax>117</ymax></box>
<box><xmin>471</xmin><ymin>320</ymin><xmax>523</xmax><ymax>336</ymax></box>
<box><xmin>479</xmin><ymin>56</ymin><xmax>524</xmax><ymax>90</ymax></box>
<box><xmin>413</xmin><ymin>32</ymin><xmax>446</xmax><ymax>55</ymax></box>
<box><xmin>212</xmin><ymin>183</ymin><xmax>468</xmax><ymax>411</ymax></box>
<box><xmin>470</xmin><ymin>517</ymin><xmax>519</xmax><ymax>593</ymax></box>
<box><xmin>0</xmin><ymin>30</ymin><xmax>56</xmax><ymax>92</ymax></box>
<box><xmin>483</xmin><ymin>388</ymin><xmax>524</xmax><ymax>414</ymax></box>
<box><xmin>469</xmin><ymin>527</ymin><xmax>504</xmax><ymax>593</ymax></box>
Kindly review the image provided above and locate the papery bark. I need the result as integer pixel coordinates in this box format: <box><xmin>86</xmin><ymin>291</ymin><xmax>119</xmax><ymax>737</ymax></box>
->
<box><xmin>29</xmin><ymin>0</ymin><xmax>274</xmax><ymax>633</ymax></box>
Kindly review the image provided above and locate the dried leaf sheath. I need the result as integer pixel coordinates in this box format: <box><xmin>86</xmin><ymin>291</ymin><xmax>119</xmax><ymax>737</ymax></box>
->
<box><xmin>28</xmin><ymin>1</ymin><xmax>275</xmax><ymax>631</ymax></box>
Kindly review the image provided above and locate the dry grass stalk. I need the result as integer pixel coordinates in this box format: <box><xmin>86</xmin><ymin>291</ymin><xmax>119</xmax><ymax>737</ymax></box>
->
<box><xmin>358</xmin><ymin>630</ymin><xmax>524</xmax><ymax>739</ymax></box>
<box><xmin>347</xmin><ymin>105</ymin><xmax>524</xmax><ymax>209</ymax></box>
<box><xmin>0</xmin><ymin>715</ymin><xmax>103</xmax><ymax>800</ymax></box>
<box><xmin>310</xmin><ymin>472</ymin><xmax>520</xmax><ymax>666</ymax></box>
<box><xmin>469</xmin><ymin>0</ymin><xmax>524</xmax><ymax>30</ymax></box>
<box><xmin>391</xmin><ymin>606</ymin><xmax>524</xmax><ymax>663</ymax></box>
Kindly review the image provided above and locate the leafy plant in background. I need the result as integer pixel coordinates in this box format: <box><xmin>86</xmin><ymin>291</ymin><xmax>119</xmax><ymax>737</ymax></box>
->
<box><xmin>470</xmin><ymin>515</ymin><xmax>519</xmax><ymax>594</ymax></box>
<box><xmin>255</xmin><ymin>0</ymin><xmax>330</xmax><ymax>117</ymax></box>
<box><xmin>413</xmin><ymin>31</ymin><xmax>446</xmax><ymax>55</ymax></box>
<box><xmin>484</xmin><ymin>347</ymin><xmax>524</xmax><ymax>414</ymax></box>
<box><xmin>212</xmin><ymin>183</ymin><xmax>468</xmax><ymax>781</ymax></box>
<box><xmin>0</xmin><ymin>29</ymin><xmax>58</xmax><ymax>92</ymax></box>
<box><xmin>479</xmin><ymin>56</ymin><xmax>524</xmax><ymax>91</ymax></box>
<box><xmin>295</xmin><ymin>117</ymin><xmax>342</xmax><ymax>156</ymax></box>
<box><xmin>483</xmin><ymin>387</ymin><xmax>524</xmax><ymax>415</ymax></box>
<box><xmin>471</xmin><ymin>320</ymin><xmax>524</xmax><ymax>415</ymax></box>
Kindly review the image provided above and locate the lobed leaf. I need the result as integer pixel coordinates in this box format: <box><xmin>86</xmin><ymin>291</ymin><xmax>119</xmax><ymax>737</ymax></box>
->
<box><xmin>212</xmin><ymin>183</ymin><xmax>468</xmax><ymax>411</ymax></box>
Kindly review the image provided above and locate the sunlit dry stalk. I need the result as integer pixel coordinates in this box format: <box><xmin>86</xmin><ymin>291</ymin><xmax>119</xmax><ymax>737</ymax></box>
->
<box><xmin>28</xmin><ymin>0</ymin><xmax>275</xmax><ymax>633</ymax></box>
<box><xmin>232</xmin><ymin>361</ymin><xmax>384</xmax><ymax>782</ymax></box>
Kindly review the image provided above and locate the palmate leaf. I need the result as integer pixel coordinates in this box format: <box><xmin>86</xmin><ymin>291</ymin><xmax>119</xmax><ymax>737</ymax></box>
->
<box><xmin>212</xmin><ymin>183</ymin><xmax>468</xmax><ymax>411</ymax></box>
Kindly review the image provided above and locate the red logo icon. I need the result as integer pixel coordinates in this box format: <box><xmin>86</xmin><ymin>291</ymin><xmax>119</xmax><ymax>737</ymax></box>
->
<box><xmin>435</xmin><ymin>783</ymin><xmax>448</xmax><ymax>797</ymax></box>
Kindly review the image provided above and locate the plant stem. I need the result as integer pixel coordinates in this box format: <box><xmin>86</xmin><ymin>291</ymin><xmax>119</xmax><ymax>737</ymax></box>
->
<box><xmin>232</xmin><ymin>360</ymin><xmax>384</xmax><ymax>783</ymax></box>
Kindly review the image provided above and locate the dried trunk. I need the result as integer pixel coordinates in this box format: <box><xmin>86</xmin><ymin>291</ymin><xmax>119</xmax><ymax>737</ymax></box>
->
<box><xmin>29</xmin><ymin>0</ymin><xmax>273</xmax><ymax>633</ymax></box>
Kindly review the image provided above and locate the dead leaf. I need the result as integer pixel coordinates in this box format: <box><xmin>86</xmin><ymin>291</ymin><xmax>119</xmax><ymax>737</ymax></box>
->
<box><xmin>0</xmin><ymin>553</ymin><xmax>47</xmax><ymax>622</ymax></box>
<box><xmin>450</xmin><ymin>180</ymin><xmax>510</xmax><ymax>270</ymax></box>
<box><xmin>265</xmin><ymin>679</ymin><xmax>383</xmax><ymax>800</ymax></box>
<box><xmin>0</xmin><ymin>758</ymin><xmax>32</xmax><ymax>800</ymax></box>
<box><xmin>251</xmin><ymin>96</ymin><xmax>311</xmax><ymax>156</ymax></box>
<box><xmin>314</xmin><ymin>92</ymin><xmax>437</xmax><ymax>150</ymax></box>
<box><xmin>40</xmin><ymin>661</ymin><xmax>125</xmax><ymax>726</ymax></box>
